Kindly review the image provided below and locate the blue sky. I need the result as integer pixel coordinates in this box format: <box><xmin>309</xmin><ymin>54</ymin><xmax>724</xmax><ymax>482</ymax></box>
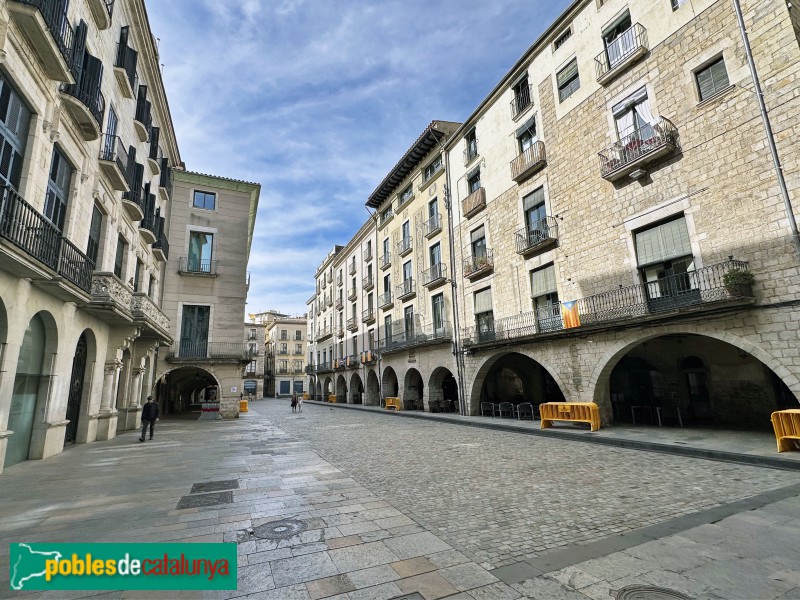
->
<box><xmin>147</xmin><ymin>0</ymin><xmax>571</xmax><ymax>316</ymax></box>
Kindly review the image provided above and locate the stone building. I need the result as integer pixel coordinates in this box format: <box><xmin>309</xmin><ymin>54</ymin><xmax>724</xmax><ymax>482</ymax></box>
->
<box><xmin>242</xmin><ymin>319</ymin><xmax>268</xmax><ymax>399</ymax></box>
<box><xmin>0</xmin><ymin>0</ymin><xmax>178</xmax><ymax>472</ymax></box>
<box><xmin>265</xmin><ymin>315</ymin><xmax>307</xmax><ymax>397</ymax></box>
<box><xmin>308</xmin><ymin>0</ymin><xmax>800</xmax><ymax>430</ymax></box>
<box><xmin>153</xmin><ymin>170</ymin><xmax>260</xmax><ymax>418</ymax></box>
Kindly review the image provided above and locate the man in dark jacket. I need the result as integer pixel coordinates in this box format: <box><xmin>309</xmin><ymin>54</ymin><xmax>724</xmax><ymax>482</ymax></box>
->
<box><xmin>139</xmin><ymin>396</ymin><xmax>159</xmax><ymax>442</ymax></box>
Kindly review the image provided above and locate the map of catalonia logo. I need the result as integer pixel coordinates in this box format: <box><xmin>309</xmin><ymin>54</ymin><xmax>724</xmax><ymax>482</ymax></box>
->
<box><xmin>9</xmin><ymin>542</ymin><xmax>237</xmax><ymax>590</ymax></box>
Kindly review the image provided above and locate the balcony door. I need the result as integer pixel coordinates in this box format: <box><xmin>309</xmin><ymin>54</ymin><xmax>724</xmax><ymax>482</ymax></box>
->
<box><xmin>612</xmin><ymin>87</ymin><xmax>655</xmax><ymax>141</ymax></box>
<box><xmin>432</xmin><ymin>293</ymin><xmax>445</xmax><ymax>335</ymax></box>
<box><xmin>531</xmin><ymin>265</ymin><xmax>561</xmax><ymax>332</ymax></box>
<box><xmin>404</xmin><ymin>306</ymin><xmax>415</xmax><ymax>340</ymax></box>
<box><xmin>188</xmin><ymin>231</ymin><xmax>213</xmax><ymax>272</ymax></box>
<box><xmin>180</xmin><ymin>305</ymin><xmax>210</xmax><ymax>357</ymax></box>
<box><xmin>603</xmin><ymin>13</ymin><xmax>634</xmax><ymax>69</ymax></box>
<box><xmin>524</xmin><ymin>188</ymin><xmax>547</xmax><ymax>242</ymax></box>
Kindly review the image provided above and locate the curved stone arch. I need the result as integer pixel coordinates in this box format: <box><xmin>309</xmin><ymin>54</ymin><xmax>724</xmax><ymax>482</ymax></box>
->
<box><xmin>154</xmin><ymin>365</ymin><xmax>223</xmax><ymax>392</ymax></box>
<box><xmin>467</xmin><ymin>350</ymin><xmax>569</xmax><ymax>416</ymax></box>
<box><xmin>382</xmin><ymin>366</ymin><xmax>398</xmax><ymax>398</ymax></box>
<box><xmin>428</xmin><ymin>366</ymin><xmax>457</xmax><ymax>412</ymax></box>
<box><xmin>349</xmin><ymin>372</ymin><xmax>364</xmax><ymax>404</ymax></box>
<box><xmin>316</xmin><ymin>379</ymin><xmax>322</xmax><ymax>399</ymax></box>
<box><xmin>365</xmin><ymin>368</ymin><xmax>380</xmax><ymax>406</ymax></box>
<box><xmin>74</xmin><ymin>328</ymin><xmax>98</xmax><ymax>411</ymax></box>
<box><xmin>403</xmin><ymin>368</ymin><xmax>423</xmax><ymax>409</ymax></box>
<box><xmin>0</xmin><ymin>293</ymin><xmax>7</xmax><ymax>345</ymax></box>
<box><xmin>323</xmin><ymin>376</ymin><xmax>332</xmax><ymax>396</ymax></box>
<box><xmin>308</xmin><ymin>375</ymin><xmax>316</xmax><ymax>399</ymax></box>
<box><xmin>588</xmin><ymin>324</ymin><xmax>800</xmax><ymax>417</ymax></box>
<box><xmin>336</xmin><ymin>374</ymin><xmax>347</xmax><ymax>403</ymax></box>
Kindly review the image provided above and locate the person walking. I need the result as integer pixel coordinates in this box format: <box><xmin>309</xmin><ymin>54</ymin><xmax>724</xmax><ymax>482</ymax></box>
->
<box><xmin>139</xmin><ymin>396</ymin><xmax>159</xmax><ymax>442</ymax></box>
<box><xmin>297</xmin><ymin>394</ymin><xmax>303</xmax><ymax>413</ymax></box>
<box><xmin>291</xmin><ymin>394</ymin><xmax>298</xmax><ymax>413</ymax></box>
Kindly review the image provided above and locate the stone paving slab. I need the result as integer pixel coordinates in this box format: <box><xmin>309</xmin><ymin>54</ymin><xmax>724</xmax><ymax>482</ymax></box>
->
<box><xmin>0</xmin><ymin>400</ymin><xmax>798</xmax><ymax>600</ymax></box>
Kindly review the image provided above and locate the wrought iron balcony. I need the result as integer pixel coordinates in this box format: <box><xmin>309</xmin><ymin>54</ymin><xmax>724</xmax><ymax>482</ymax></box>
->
<box><xmin>349</xmin><ymin>261</ymin><xmax>357</xmax><ymax>275</ymax></box>
<box><xmin>336</xmin><ymin>273</ymin><xmax>343</xmax><ymax>287</ymax></box>
<box><xmin>462</xmin><ymin>187</ymin><xmax>486</xmax><ymax>219</ymax></box>
<box><xmin>134</xmin><ymin>86</ymin><xmax>152</xmax><ymax>143</ymax></box>
<box><xmin>317</xmin><ymin>325</ymin><xmax>333</xmax><ymax>341</ymax></box>
<box><xmin>361</xmin><ymin>350</ymin><xmax>377</xmax><ymax>365</ymax></box>
<box><xmin>379</xmin><ymin>321</ymin><xmax>452</xmax><ymax>353</ymax></box>
<box><xmin>515</xmin><ymin>217</ymin><xmax>559</xmax><ymax>255</ymax></box>
<box><xmin>326</xmin><ymin>295</ymin><xmax>333</xmax><ymax>307</ymax></box>
<box><xmin>464</xmin><ymin>249</ymin><xmax>494</xmax><ymax>279</ymax></box>
<box><xmin>159</xmin><ymin>158</ymin><xmax>172</xmax><ymax>201</ymax></box>
<box><xmin>166</xmin><ymin>342</ymin><xmax>255</xmax><ymax>363</ymax></box>
<box><xmin>152</xmin><ymin>218</ymin><xmax>169</xmax><ymax>261</ymax></box>
<box><xmin>178</xmin><ymin>257</ymin><xmax>218</xmax><ymax>276</ymax></box>
<box><xmin>333</xmin><ymin>358</ymin><xmax>347</xmax><ymax>371</ymax></box>
<box><xmin>599</xmin><ymin>117</ymin><xmax>678</xmax><ymax>182</ymax></box>
<box><xmin>379</xmin><ymin>209</ymin><xmax>394</xmax><ymax>228</ymax></box>
<box><xmin>87</xmin><ymin>0</ymin><xmax>114</xmax><ymax>30</ymax></box>
<box><xmin>363</xmin><ymin>247</ymin><xmax>373</xmax><ymax>262</ymax></box>
<box><xmin>60</xmin><ymin>63</ymin><xmax>105</xmax><ymax>141</ymax></box>
<box><xmin>347</xmin><ymin>317</ymin><xmax>359</xmax><ymax>332</ymax></box>
<box><xmin>510</xmin><ymin>141</ymin><xmax>546</xmax><ymax>182</ymax></box>
<box><xmin>397</xmin><ymin>278</ymin><xmax>416</xmax><ymax>301</ymax></box>
<box><xmin>335</xmin><ymin>297</ymin><xmax>344</xmax><ymax>310</ymax></box>
<box><xmin>321</xmin><ymin>277</ymin><xmax>327</xmax><ymax>289</ymax></box>
<box><xmin>122</xmin><ymin>162</ymin><xmax>145</xmax><ymax>220</ymax></box>
<box><xmin>380</xmin><ymin>253</ymin><xmax>392</xmax><ymax>270</ymax></box>
<box><xmin>346</xmin><ymin>354</ymin><xmax>359</xmax><ymax>368</ymax></box>
<box><xmin>348</xmin><ymin>288</ymin><xmax>357</xmax><ymax>301</ymax></box>
<box><xmin>363</xmin><ymin>273</ymin><xmax>374</xmax><ymax>291</ymax></box>
<box><xmin>113</xmin><ymin>30</ymin><xmax>137</xmax><ymax>98</ymax></box>
<box><xmin>0</xmin><ymin>187</ymin><xmax>94</xmax><ymax>294</ymax></box>
<box><xmin>8</xmin><ymin>0</ymin><xmax>75</xmax><ymax>82</ymax></box>
<box><xmin>336</xmin><ymin>325</ymin><xmax>345</xmax><ymax>338</ymax></box>
<box><xmin>316</xmin><ymin>361</ymin><xmax>332</xmax><ymax>373</ymax></box>
<box><xmin>98</xmin><ymin>134</ymin><xmax>129</xmax><ymax>191</ymax></box>
<box><xmin>397</xmin><ymin>236</ymin><xmax>413</xmax><ymax>257</ymax></box>
<box><xmin>422</xmin><ymin>263</ymin><xmax>447</xmax><ymax>288</ymax></box>
<box><xmin>510</xmin><ymin>83</ymin><xmax>534</xmax><ymax>120</ymax></box>
<box><xmin>595</xmin><ymin>23</ymin><xmax>648</xmax><ymax>85</ymax></box>
<box><xmin>130</xmin><ymin>292</ymin><xmax>170</xmax><ymax>340</ymax></box>
<box><xmin>139</xmin><ymin>208</ymin><xmax>158</xmax><ymax>245</ymax></box>
<box><xmin>462</xmin><ymin>259</ymin><xmax>753</xmax><ymax>346</ymax></box>
<box><xmin>362</xmin><ymin>308</ymin><xmax>375</xmax><ymax>324</ymax></box>
<box><xmin>423</xmin><ymin>214</ymin><xmax>442</xmax><ymax>238</ymax></box>
<box><xmin>305</xmin><ymin>365</ymin><xmax>314</xmax><ymax>374</ymax></box>
<box><xmin>148</xmin><ymin>139</ymin><xmax>163</xmax><ymax>176</ymax></box>
<box><xmin>378</xmin><ymin>291</ymin><xmax>394</xmax><ymax>310</ymax></box>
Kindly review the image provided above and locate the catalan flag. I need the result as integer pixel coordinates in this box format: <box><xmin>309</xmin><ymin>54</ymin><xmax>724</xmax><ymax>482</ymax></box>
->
<box><xmin>561</xmin><ymin>300</ymin><xmax>581</xmax><ymax>329</ymax></box>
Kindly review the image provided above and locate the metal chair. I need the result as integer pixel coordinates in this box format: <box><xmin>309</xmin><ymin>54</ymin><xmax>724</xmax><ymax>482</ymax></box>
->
<box><xmin>516</xmin><ymin>402</ymin><xmax>534</xmax><ymax>420</ymax></box>
<box><xmin>480</xmin><ymin>402</ymin><xmax>495</xmax><ymax>417</ymax></box>
<box><xmin>429</xmin><ymin>399</ymin><xmax>440</xmax><ymax>413</ymax></box>
<box><xmin>497</xmin><ymin>402</ymin><xmax>513</xmax><ymax>418</ymax></box>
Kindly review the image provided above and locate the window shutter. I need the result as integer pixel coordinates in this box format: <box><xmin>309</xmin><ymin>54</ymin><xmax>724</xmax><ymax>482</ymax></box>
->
<box><xmin>515</xmin><ymin>115</ymin><xmax>537</xmax><ymax>139</ymax></box>
<box><xmin>523</xmin><ymin>187</ymin><xmax>546</xmax><ymax>212</ymax></box>
<box><xmin>531</xmin><ymin>265</ymin><xmax>557</xmax><ymax>297</ymax></box>
<box><xmin>470</xmin><ymin>225</ymin><xmax>485</xmax><ymax>243</ymax></box>
<box><xmin>474</xmin><ymin>288</ymin><xmax>493</xmax><ymax>314</ymax></box>
<box><xmin>697</xmin><ymin>59</ymin><xmax>728</xmax><ymax>100</ymax></box>
<box><xmin>557</xmin><ymin>59</ymin><xmax>578</xmax><ymax>87</ymax></box>
<box><xmin>635</xmin><ymin>217</ymin><xmax>692</xmax><ymax>266</ymax></box>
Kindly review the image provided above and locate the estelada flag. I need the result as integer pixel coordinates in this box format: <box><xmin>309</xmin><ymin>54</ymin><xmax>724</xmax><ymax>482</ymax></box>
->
<box><xmin>561</xmin><ymin>300</ymin><xmax>581</xmax><ymax>329</ymax></box>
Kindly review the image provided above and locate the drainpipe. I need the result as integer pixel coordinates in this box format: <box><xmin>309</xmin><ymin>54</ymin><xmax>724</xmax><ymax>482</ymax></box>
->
<box><xmin>733</xmin><ymin>0</ymin><xmax>800</xmax><ymax>257</ymax></box>
<box><xmin>366</xmin><ymin>206</ymin><xmax>381</xmax><ymax>405</ymax></box>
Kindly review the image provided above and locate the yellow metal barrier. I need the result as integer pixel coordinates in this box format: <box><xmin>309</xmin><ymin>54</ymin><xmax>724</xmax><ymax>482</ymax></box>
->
<box><xmin>540</xmin><ymin>402</ymin><xmax>601</xmax><ymax>432</ymax></box>
<box><xmin>384</xmin><ymin>397</ymin><xmax>402</xmax><ymax>411</ymax></box>
<box><xmin>771</xmin><ymin>409</ymin><xmax>800</xmax><ymax>452</ymax></box>
<box><xmin>239</xmin><ymin>400</ymin><xmax>248</xmax><ymax>413</ymax></box>
<box><xmin>303</xmin><ymin>393</ymin><xmax>310</xmax><ymax>400</ymax></box>
<box><xmin>328</xmin><ymin>394</ymin><xmax>337</xmax><ymax>403</ymax></box>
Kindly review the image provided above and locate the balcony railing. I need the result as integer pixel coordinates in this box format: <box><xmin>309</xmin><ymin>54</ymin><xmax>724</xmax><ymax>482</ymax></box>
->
<box><xmin>130</xmin><ymin>292</ymin><xmax>170</xmax><ymax>337</ymax></box>
<box><xmin>316</xmin><ymin>361</ymin><xmax>332</xmax><ymax>373</ymax></box>
<box><xmin>159</xmin><ymin>158</ymin><xmax>172</xmax><ymax>199</ymax></box>
<box><xmin>462</xmin><ymin>259</ymin><xmax>752</xmax><ymax>345</ymax></box>
<box><xmin>346</xmin><ymin>354</ymin><xmax>359</xmax><ymax>368</ymax></box>
<box><xmin>60</xmin><ymin>63</ymin><xmax>105</xmax><ymax>139</ymax></box>
<box><xmin>595</xmin><ymin>23</ymin><xmax>648</xmax><ymax>84</ymax></box>
<box><xmin>423</xmin><ymin>214</ymin><xmax>442</xmax><ymax>238</ymax></box>
<box><xmin>380</xmin><ymin>253</ymin><xmax>391</xmax><ymax>270</ymax></box>
<box><xmin>347</xmin><ymin>317</ymin><xmax>359</xmax><ymax>332</ymax></box>
<box><xmin>98</xmin><ymin>134</ymin><xmax>129</xmax><ymax>191</ymax></box>
<box><xmin>317</xmin><ymin>325</ymin><xmax>333</xmax><ymax>341</ymax></box>
<box><xmin>422</xmin><ymin>263</ymin><xmax>447</xmax><ymax>287</ymax></box>
<box><xmin>348</xmin><ymin>288</ymin><xmax>357</xmax><ymax>301</ymax></box>
<box><xmin>397</xmin><ymin>236</ymin><xmax>413</xmax><ymax>256</ymax></box>
<box><xmin>305</xmin><ymin>365</ymin><xmax>314</xmax><ymax>374</ymax></box>
<box><xmin>462</xmin><ymin>187</ymin><xmax>486</xmax><ymax>219</ymax></box>
<box><xmin>464</xmin><ymin>249</ymin><xmax>494</xmax><ymax>279</ymax></box>
<box><xmin>397</xmin><ymin>278</ymin><xmax>416</xmax><ymax>301</ymax></box>
<box><xmin>335</xmin><ymin>297</ymin><xmax>344</xmax><ymax>310</ymax></box>
<box><xmin>362</xmin><ymin>308</ymin><xmax>375</xmax><ymax>324</ymax></box>
<box><xmin>168</xmin><ymin>342</ymin><xmax>255</xmax><ymax>362</ymax></box>
<box><xmin>510</xmin><ymin>140</ymin><xmax>546</xmax><ymax>182</ymax></box>
<box><xmin>114</xmin><ymin>36</ymin><xmax>137</xmax><ymax>96</ymax></box>
<box><xmin>336</xmin><ymin>325</ymin><xmax>344</xmax><ymax>338</ymax></box>
<box><xmin>510</xmin><ymin>83</ymin><xmax>533</xmax><ymax>119</ymax></box>
<box><xmin>360</xmin><ymin>350</ymin><xmax>377</xmax><ymax>365</ymax></box>
<box><xmin>152</xmin><ymin>219</ymin><xmax>169</xmax><ymax>261</ymax></box>
<box><xmin>0</xmin><ymin>186</ymin><xmax>94</xmax><ymax>293</ymax></box>
<box><xmin>378</xmin><ymin>291</ymin><xmax>393</xmax><ymax>309</ymax></box>
<box><xmin>9</xmin><ymin>0</ymin><xmax>74</xmax><ymax>81</ymax></box>
<box><xmin>515</xmin><ymin>217</ymin><xmax>559</xmax><ymax>255</ymax></box>
<box><xmin>379</xmin><ymin>321</ymin><xmax>452</xmax><ymax>353</ymax></box>
<box><xmin>349</xmin><ymin>261</ymin><xmax>357</xmax><ymax>275</ymax></box>
<box><xmin>326</xmin><ymin>295</ymin><xmax>333</xmax><ymax>307</ymax></box>
<box><xmin>379</xmin><ymin>209</ymin><xmax>394</xmax><ymax>227</ymax></box>
<box><xmin>599</xmin><ymin>117</ymin><xmax>678</xmax><ymax>181</ymax></box>
<box><xmin>363</xmin><ymin>247</ymin><xmax>373</xmax><ymax>262</ymax></box>
<box><xmin>178</xmin><ymin>257</ymin><xmax>218</xmax><ymax>275</ymax></box>
<box><xmin>336</xmin><ymin>273</ymin><xmax>342</xmax><ymax>287</ymax></box>
<box><xmin>362</xmin><ymin>273</ymin><xmax>374</xmax><ymax>291</ymax></box>
<box><xmin>134</xmin><ymin>88</ymin><xmax>152</xmax><ymax>141</ymax></box>
<box><xmin>87</xmin><ymin>0</ymin><xmax>114</xmax><ymax>30</ymax></box>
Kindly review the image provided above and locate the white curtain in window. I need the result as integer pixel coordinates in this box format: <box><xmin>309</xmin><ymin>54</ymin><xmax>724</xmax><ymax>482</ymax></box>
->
<box><xmin>531</xmin><ymin>265</ymin><xmax>557</xmax><ymax>298</ymax></box>
<box><xmin>474</xmin><ymin>288</ymin><xmax>493</xmax><ymax>314</ymax></box>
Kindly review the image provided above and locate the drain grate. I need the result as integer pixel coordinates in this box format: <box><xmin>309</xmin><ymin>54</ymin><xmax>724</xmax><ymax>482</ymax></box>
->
<box><xmin>614</xmin><ymin>585</ymin><xmax>692</xmax><ymax>600</ymax></box>
<box><xmin>252</xmin><ymin>519</ymin><xmax>308</xmax><ymax>540</ymax></box>
<box><xmin>190</xmin><ymin>479</ymin><xmax>239</xmax><ymax>494</ymax></box>
<box><xmin>176</xmin><ymin>491</ymin><xmax>233</xmax><ymax>510</ymax></box>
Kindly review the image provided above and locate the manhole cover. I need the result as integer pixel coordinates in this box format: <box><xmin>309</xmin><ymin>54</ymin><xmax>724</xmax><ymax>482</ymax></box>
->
<box><xmin>190</xmin><ymin>479</ymin><xmax>239</xmax><ymax>494</ymax></box>
<box><xmin>614</xmin><ymin>585</ymin><xmax>692</xmax><ymax>600</ymax></box>
<box><xmin>252</xmin><ymin>519</ymin><xmax>308</xmax><ymax>540</ymax></box>
<box><xmin>176</xmin><ymin>491</ymin><xmax>233</xmax><ymax>510</ymax></box>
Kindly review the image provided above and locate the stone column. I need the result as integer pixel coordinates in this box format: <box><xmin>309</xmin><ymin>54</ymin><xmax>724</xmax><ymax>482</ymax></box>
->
<box><xmin>118</xmin><ymin>365</ymin><xmax>144</xmax><ymax>432</ymax></box>
<box><xmin>96</xmin><ymin>360</ymin><xmax>121</xmax><ymax>440</ymax></box>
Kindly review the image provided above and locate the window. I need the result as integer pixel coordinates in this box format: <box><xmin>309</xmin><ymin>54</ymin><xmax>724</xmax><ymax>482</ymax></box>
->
<box><xmin>134</xmin><ymin>259</ymin><xmax>143</xmax><ymax>292</ymax></box>
<box><xmin>399</xmin><ymin>184</ymin><xmax>413</xmax><ymax>205</ymax></box>
<box><xmin>383</xmin><ymin>237</ymin><xmax>390</xmax><ymax>258</ymax></box>
<box><xmin>249</xmin><ymin>328</ymin><xmax>257</xmax><ymax>339</ymax></box>
<box><xmin>401</xmin><ymin>220</ymin><xmax>410</xmax><ymax>243</ymax></box>
<box><xmin>602</xmin><ymin>12</ymin><xmax>634</xmax><ymax>70</ymax></box>
<box><xmin>531</xmin><ymin>264</ymin><xmax>560</xmax><ymax>330</ymax></box>
<box><xmin>635</xmin><ymin>216</ymin><xmax>695</xmax><ymax>299</ymax></box>
<box><xmin>86</xmin><ymin>205</ymin><xmax>103</xmax><ymax>264</ymax></box>
<box><xmin>281</xmin><ymin>329</ymin><xmax>288</xmax><ymax>340</ymax></box>
<box><xmin>524</xmin><ymin>187</ymin><xmax>547</xmax><ymax>233</ymax></box>
<box><xmin>247</xmin><ymin>344</ymin><xmax>256</xmax><ymax>356</ymax></box>
<box><xmin>295</xmin><ymin>343</ymin><xmax>302</xmax><ymax>354</ymax></box>
<box><xmin>148</xmin><ymin>275</ymin><xmax>155</xmax><ymax>298</ymax></box>
<box><xmin>279</xmin><ymin>381</ymin><xmax>290</xmax><ymax>395</ymax></box>
<box><xmin>557</xmin><ymin>59</ymin><xmax>580</xmax><ymax>102</ymax></box>
<box><xmin>384</xmin><ymin>315</ymin><xmax>392</xmax><ymax>341</ymax></box>
<box><xmin>114</xmin><ymin>235</ymin><xmax>127</xmax><ymax>279</ymax></box>
<box><xmin>512</xmin><ymin>74</ymin><xmax>532</xmax><ymax>117</ymax></box>
<box><xmin>295</xmin><ymin>330</ymin><xmax>302</xmax><ymax>340</ymax></box>
<box><xmin>0</xmin><ymin>74</ymin><xmax>32</xmax><ymax>192</ymax></box>
<box><xmin>612</xmin><ymin>87</ymin><xmax>656</xmax><ymax>140</ymax></box>
<box><xmin>404</xmin><ymin>305</ymin><xmax>415</xmax><ymax>338</ymax></box>
<box><xmin>44</xmin><ymin>147</ymin><xmax>73</xmax><ymax>230</ymax></box>
<box><xmin>351</xmin><ymin>276</ymin><xmax>356</xmax><ymax>290</ymax></box>
<box><xmin>516</xmin><ymin>116</ymin><xmax>537</xmax><ymax>154</ymax></box>
<box><xmin>430</xmin><ymin>242</ymin><xmax>441</xmax><ymax>266</ymax></box>
<box><xmin>351</xmin><ymin>303</ymin><xmax>356</xmax><ymax>319</ymax></box>
<box><xmin>280</xmin><ymin>342</ymin><xmax>288</xmax><ymax>354</ymax></box>
<box><xmin>474</xmin><ymin>288</ymin><xmax>494</xmax><ymax>340</ymax></box>
<box><xmin>671</xmin><ymin>0</ymin><xmax>689</xmax><ymax>10</ymax></box>
<box><xmin>429</xmin><ymin>198</ymin><xmax>439</xmax><ymax>219</ymax></box>
<box><xmin>180</xmin><ymin>305</ymin><xmax>210</xmax><ymax>356</ymax></box>
<box><xmin>402</xmin><ymin>260</ymin><xmax>412</xmax><ymax>282</ymax></box>
<box><xmin>696</xmin><ymin>58</ymin><xmax>730</xmax><ymax>101</ymax></box>
<box><xmin>553</xmin><ymin>27</ymin><xmax>572</xmax><ymax>50</ymax></box>
<box><xmin>465</xmin><ymin>129</ymin><xmax>478</xmax><ymax>163</ymax></box>
<box><xmin>467</xmin><ymin>168</ymin><xmax>481</xmax><ymax>194</ymax></box>
<box><xmin>432</xmin><ymin>293</ymin><xmax>445</xmax><ymax>332</ymax></box>
<box><xmin>423</xmin><ymin>155</ymin><xmax>442</xmax><ymax>181</ymax></box>
<box><xmin>383</xmin><ymin>273</ymin><xmax>391</xmax><ymax>293</ymax></box>
<box><xmin>193</xmin><ymin>190</ymin><xmax>216</xmax><ymax>210</ymax></box>
<box><xmin>188</xmin><ymin>231</ymin><xmax>213</xmax><ymax>272</ymax></box>
<box><xmin>471</xmin><ymin>225</ymin><xmax>486</xmax><ymax>259</ymax></box>
<box><xmin>381</xmin><ymin>206</ymin><xmax>393</xmax><ymax>223</ymax></box>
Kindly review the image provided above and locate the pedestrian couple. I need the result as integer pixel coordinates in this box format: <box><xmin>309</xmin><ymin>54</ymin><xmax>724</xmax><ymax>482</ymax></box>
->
<box><xmin>139</xmin><ymin>396</ymin><xmax>159</xmax><ymax>442</ymax></box>
<box><xmin>291</xmin><ymin>394</ymin><xmax>303</xmax><ymax>413</ymax></box>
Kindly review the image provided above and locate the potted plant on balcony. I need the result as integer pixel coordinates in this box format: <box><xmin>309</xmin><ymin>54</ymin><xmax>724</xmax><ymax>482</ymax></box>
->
<box><xmin>722</xmin><ymin>269</ymin><xmax>755</xmax><ymax>297</ymax></box>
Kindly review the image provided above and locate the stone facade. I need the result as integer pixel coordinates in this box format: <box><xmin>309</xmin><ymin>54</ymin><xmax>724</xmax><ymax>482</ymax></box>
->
<box><xmin>265</xmin><ymin>316</ymin><xmax>308</xmax><ymax>397</ymax></box>
<box><xmin>243</xmin><ymin>321</ymin><xmax>268</xmax><ymax>398</ymax></box>
<box><xmin>0</xmin><ymin>0</ymin><xmax>178</xmax><ymax>473</ymax></box>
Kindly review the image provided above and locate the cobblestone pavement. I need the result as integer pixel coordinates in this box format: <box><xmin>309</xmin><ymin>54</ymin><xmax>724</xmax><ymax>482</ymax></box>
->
<box><xmin>267</xmin><ymin>402</ymin><xmax>797</xmax><ymax>569</ymax></box>
<box><xmin>0</xmin><ymin>400</ymin><xmax>798</xmax><ymax>599</ymax></box>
